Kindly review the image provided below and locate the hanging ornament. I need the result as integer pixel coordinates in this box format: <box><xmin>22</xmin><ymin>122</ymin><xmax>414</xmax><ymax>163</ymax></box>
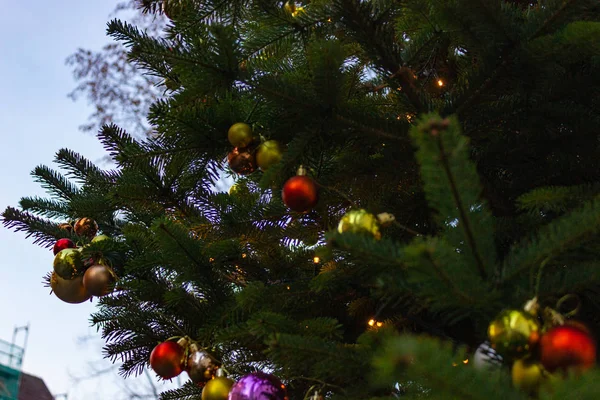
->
<box><xmin>53</xmin><ymin>238</ymin><xmax>76</xmax><ymax>256</ymax></box>
<box><xmin>228</xmin><ymin>147</ymin><xmax>257</xmax><ymax>175</ymax></box>
<box><xmin>53</xmin><ymin>248</ymin><xmax>84</xmax><ymax>280</ymax></box>
<box><xmin>50</xmin><ymin>272</ymin><xmax>91</xmax><ymax>304</ymax></box>
<box><xmin>91</xmin><ymin>234</ymin><xmax>111</xmax><ymax>244</ymax></box>
<box><xmin>228</xmin><ymin>123</ymin><xmax>254</xmax><ymax>148</ymax></box>
<box><xmin>58</xmin><ymin>222</ymin><xmax>73</xmax><ymax>233</ymax></box>
<box><xmin>228</xmin><ymin>372</ymin><xmax>288</xmax><ymax>400</ymax></box>
<box><xmin>539</xmin><ymin>323</ymin><xmax>596</xmax><ymax>373</ymax></box>
<box><xmin>201</xmin><ymin>371</ymin><xmax>234</xmax><ymax>400</ymax></box>
<box><xmin>282</xmin><ymin>171</ymin><xmax>318</xmax><ymax>213</ymax></box>
<box><xmin>472</xmin><ymin>342</ymin><xmax>502</xmax><ymax>370</ymax></box>
<box><xmin>255</xmin><ymin>140</ymin><xmax>283</xmax><ymax>171</ymax></box>
<box><xmin>511</xmin><ymin>359</ymin><xmax>545</xmax><ymax>395</ymax></box>
<box><xmin>83</xmin><ymin>265</ymin><xmax>116</xmax><ymax>297</ymax></box>
<box><xmin>150</xmin><ymin>341</ymin><xmax>185</xmax><ymax>379</ymax></box>
<box><xmin>186</xmin><ymin>343</ymin><xmax>221</xmax><ymax>386</ymax></box>
<box><xmin>487</xmin><ymin>309</ymin><xmax>540</xmax><ymax>359</ymax></box>
<box><xmin>73</xmin><ymin>217</ymin><xmax>98</xmax><ymax>239</ymax></box>
<box><xmin>229</xmin><ymin>182</ymin><xmax>250</xmax><ymax>197</ymax></box>
<box><xmin>337</xmin><ymin>209</ymin><xmax>381</xmax><ymax>240</ymax></box>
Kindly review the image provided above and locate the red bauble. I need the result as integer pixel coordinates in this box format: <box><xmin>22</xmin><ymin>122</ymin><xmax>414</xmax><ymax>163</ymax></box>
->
<box><xmin>282</xmin><ymin>175</ymin><xmax>318</xmax><ymax>212</ymax></box>
<box><xmin>540</xmin><ymin>324</ymin><xmax>596</xmax><ymax>373</ymax></box>
<box><xmin>53</xmin><ymin>238</ymin><xmax>76</xmax><ymax>255</ymax></box>
<box><xmin>150</xmin><ymin>341</ymin><xmax>185</xmax><ymax>379</ymax></box>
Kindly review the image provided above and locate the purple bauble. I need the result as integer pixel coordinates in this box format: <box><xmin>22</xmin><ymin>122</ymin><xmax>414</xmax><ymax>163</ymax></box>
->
<box><xmin>228</xmin><ymin>372</ymin><xmax>288</xmax><ymax>400</ymax></box>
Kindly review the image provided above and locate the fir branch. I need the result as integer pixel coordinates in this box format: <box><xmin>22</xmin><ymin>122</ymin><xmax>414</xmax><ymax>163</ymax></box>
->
<box><xmin>1</xmin><ymin>207</ymin><xmax>65</xmax><ymax>248</ymax></box>
<box><xmin>503</xmin><ymin>198</ymin><xmax>600</xmax><ymax>284</ymax></box>
<box><xmin>31</xmin><ymin>165</ymin><xmax>80</xmax><ymax>201</ymax></box>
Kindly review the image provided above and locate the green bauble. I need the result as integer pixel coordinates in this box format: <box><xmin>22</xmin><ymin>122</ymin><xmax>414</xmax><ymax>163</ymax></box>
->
<box><xmin>53</xmin><ymin>248</ymin><xmax>84</xmax><ymax>279</ymax></box>
<box><xmin>255</xmin><ymin>140</ymin><xmax>283</xmax><ymax>171</ymax></box>
<box><xmin>488</xmin><ymin>309</ymin><xmax>540</xmax><ymax>360</ymax></box>
<box><xmin>337</xmin><ymin>209</ymin><xmax>381</xmax><ymax>240</ymax></box>
<box><xmin>202</xmin><ymin>376</ymin><xmax>234</xmax><ymax>400</ymax></box>
<box><xmin>227</xmin><ymin>123</ymin><xmax>253</xmax><ymax>148</ymax></box>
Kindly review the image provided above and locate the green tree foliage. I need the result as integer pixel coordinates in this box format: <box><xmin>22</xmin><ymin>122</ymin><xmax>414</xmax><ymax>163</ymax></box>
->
<box><xmin>4</xmin><ymin>0</ymin><xmax>600</xmax><ymax>398</ymax></box>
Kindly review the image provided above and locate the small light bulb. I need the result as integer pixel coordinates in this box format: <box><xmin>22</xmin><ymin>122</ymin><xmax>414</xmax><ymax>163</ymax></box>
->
<box><xmin>313</xmin><ymin>256</ymin><xmax>320</xmax><ymax>264</ymax></box>
<box><xmin>242</xmin><ymin>253</ymin><xmax>247</xmax><ymax>258</ymax></box>
<box><xmin>437</xmin><ymin>79</ymin><xmax>444</xmax><ymax>87</ymax></box>
<box><xmin>463</xmin><ymin>359</ymin><xmax>469</xmax><ymax>364</ymax></box>
<box><xmin>376</xmin><ymin>321</ymin><xmax>383</xmax><ymax>327</ymax></box>
<box><xmin>286</xmin><ymin>286</ymin><xmax>291</xmax><ymax>290</ymax></box>
<box><xmin>368</xmin><ymin>319</ymin><xmax>376</xmax><ymax>327</ymax></box>
<box><xmin>209</xmin><ymin>257</ymin><xmax>215</xmax><ymax>262</ymax></box>
<box><xmin>452</xmin><ymin>362</ymin><xmax>458</xmax><ymax>367</ymax></box>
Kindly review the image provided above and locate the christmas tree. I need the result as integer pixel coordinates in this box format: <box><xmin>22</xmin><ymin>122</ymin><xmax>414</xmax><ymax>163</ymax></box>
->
<box><xmin>4</xmin><ymin>0</ymin><xmax>600</xmax><ymax>398</ymax></box>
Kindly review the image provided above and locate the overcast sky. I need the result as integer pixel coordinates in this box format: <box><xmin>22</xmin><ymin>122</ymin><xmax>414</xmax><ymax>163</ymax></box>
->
<box><xmin>0</xmin><ymin>1</ymin><xmax>178</xmax><ymax>398</ymax></box>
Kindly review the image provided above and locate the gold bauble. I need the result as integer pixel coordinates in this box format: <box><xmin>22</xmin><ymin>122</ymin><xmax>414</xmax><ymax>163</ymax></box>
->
<box><xmin>83</xmin><ymin>265</ymin><xmax>116</xmax><ymax>297</ymax></box>
<box><xmin>50</xmin><ymin>272</ymin><xmax>91</xmax><ymax>304</ymax></box>
<box><xmin>488</xmin><ymin>309</ymin><xmax>540</xmax><ymax>359</ymax></box>
<box><xmin>73</xmin><ymin>217</ymin><xmax>99</xmax><ymax>239</ymax></box>
<box><xmin>337</xmin><ymin>209</ymin><xmax>381</xmax><ymax>240</ymax></box>
<box><xmin>227</xmin><ymin>123</ymin><xmax>253</xmax><ymax>148</ymax></box>
<box><xmin>202</xmin><ymin>376</ymin><xmax>234</xmax><ymax>400</ymax></box>
<box><xmin>512</xmin><ymin>359</ymin><xmax>544</xmax><ymax>395</ymax></box>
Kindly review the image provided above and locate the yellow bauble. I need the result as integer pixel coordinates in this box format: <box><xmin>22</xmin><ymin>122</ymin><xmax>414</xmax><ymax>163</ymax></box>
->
<box><xmin>512</xmin><ymin>359</ymin><xmax>544</xmax><ymax>395</ymax></box>
<box><xmin>488</xmin><ymin>309</ymin><xmax>540</xmax><ymax>359</ymax></box>
<box><xmin>255</xmin><ymin>140</ymin><xmax>283</xmax><ymax>171</ymax></box>
<box><xmin>337</xmin><ymin>209</ymin><xmax>381</xmax><ymax>240</ymax></box>
<box><xmin>229</xmin><ymin>182</ymin><xmax>250</xmax><ymax>197</ymax></box>
<box><xmin>227</xmin><ymin>123</ymin><xmax>253</xmax><ymax>148</ymax></box>
<box><xmin>202</xmin><ymin>376</ymin><xmax>234</xmax><ymax>400</ymax></box>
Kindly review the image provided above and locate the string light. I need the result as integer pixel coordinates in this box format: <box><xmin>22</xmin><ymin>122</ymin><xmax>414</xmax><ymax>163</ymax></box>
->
<box><xmin>463</xmin><ymin>359</ymin><xmax>469</xmax><ymax>364</ymax></box>
<box><xmin>313</xmin><ymin>256</ymin><xmax>320</xmax><ymax>264</ymax></box>
<box><xmin>437</xmin><ymin>79</ymin><xmax>444</xmax><ymax>87</ymax></box>
<box><xmin>242</xmin><ymin>253</ymin><xmax>247</xmax><ymax>258</ymax></box>
<box><xmin>368</xmin><ymin>318</ymin><xmax>383</xmax><ymax>328</ymax></box>
<box><xmin>209</xmin><ymin>257</ymin><xmax>215</xmax><ymax>262</ymax></box>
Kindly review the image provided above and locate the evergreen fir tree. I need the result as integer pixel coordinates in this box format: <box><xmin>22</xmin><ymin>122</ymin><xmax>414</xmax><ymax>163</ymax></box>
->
<box><xmin>4</xmin><ymin>0</ymin><xmax>600</xmax><ymax>398</ymax></box>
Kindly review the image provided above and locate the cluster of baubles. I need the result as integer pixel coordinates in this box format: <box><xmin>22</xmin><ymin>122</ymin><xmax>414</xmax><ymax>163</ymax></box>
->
<box><xmin>227</xmin><ymin>123</ymin><xmax>284</xmax><ymax>175</ymax></box>
<box><xmin>487</xmin><ymin>299</ymin><xmax>596</xmax><ymax>395</ymax></box>
<box><xmin>49</xmin><ymin>218</ymin><xmax>116</xmax><ymax>304</ymax></box>
<box><xmin>149</xmin><ymin>338</ymin><xmax>288</xmax><ymax>400</ymax></box>
<box><xmin>226</xmin><ymin>122</ymin><xmax>320</xmax><ymax>213</ymax></box>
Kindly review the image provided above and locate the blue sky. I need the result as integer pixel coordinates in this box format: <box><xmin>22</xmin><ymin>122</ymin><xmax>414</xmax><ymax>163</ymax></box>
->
<box><xmin>0</xmin><ymin>1</ymin><xmax>177</xmax><ymax>398</ymax></box>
